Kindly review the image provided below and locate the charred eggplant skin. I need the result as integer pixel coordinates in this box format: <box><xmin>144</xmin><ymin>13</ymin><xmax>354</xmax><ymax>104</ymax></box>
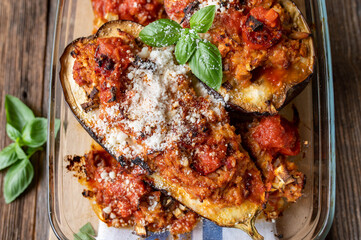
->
<box><xmin>60</xmin><ymin>20</ymin><xmax>265</xmax><ymax>240</ymax></box>
<box><xmin>199</xmin><ymin>75</ymin><xmax>312</xmax><ymax>117</ymax></box>
<box><xmin>165</xmin><ymin>0</ymin><xmax>315</xmax><ymax>115</ymax></box>
<box><xmin>225</xmin><ymin>76</ymin><xmax>312</xmax><ymax>116</ymax></box>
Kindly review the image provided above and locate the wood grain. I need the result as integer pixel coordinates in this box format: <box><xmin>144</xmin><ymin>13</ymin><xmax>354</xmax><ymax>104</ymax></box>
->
<box><xmin>325</xmin><ymin>0</ymin><xmax>361</xmax><ymax>239</ymax></box>
<box><xmin>36</xmin><ymin>0</ymin><xmax>58</xmax><ymax>239</ymax></box>
<box><xmin>0</xmin><ymin>0</ymin><xmax>360</xmax><ymax>239</ymax></box>
<box><xmin>0</xmin><ymin>0</ymin><xmax>50</xmax><ymax>239</ymax></box>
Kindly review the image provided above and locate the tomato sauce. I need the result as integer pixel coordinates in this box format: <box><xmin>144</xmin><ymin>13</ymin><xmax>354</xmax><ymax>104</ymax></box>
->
<box><xmin>72</xmin><ymin>43</ymin><xmax>98</xmax><ymax>86</ymax></box>
<box><xmin>220</xmin><ymin>8</ymin><xmax>244</xmax><ymax>37</ymax></box>
<box><xmin>241</xmin><ymin>6</ymin><xmax>282</xmax><ymax>50</ymax></box>
<box><xmin>252</xmin><ymin>115</ymin><xmax>300</xmax><ymax>156</ymax></box>
<box><xmin>245</xmin><ymin>169</ymin><xmax>267</xmax><ymax>204</ymax></box>
<box><xmin>249</xmin><ymin>7</ymin><xmax>279</xmax><ymax>28</ymax></box>
<box><xmin>92</xmin><ymin>0</ymin><xmax>165</xmax><ymax>26</ymax></box>
<box><xmin>193</xmin><ymin>137</ymin><xmax>227</xmax><ymax>175</ymax></box>
<box><xmin>85</xmin><ymin>150</ymin><xmax>150</xmax><ymax>219</ymax></box>
<box><xmin>95</xmin><ymin>37</ymin><xmax>134</xmax><ymax>104</ymax></box>
<box><xmin>73</xmin><ymin>149</ymin><xmax>199</xmax><ymax>234</ymax></box>
<box><xmin>264</xmin><ymin>67</ymin><xmax>287</xmax><ymax>87</ymax></box>
<box><xmin>72</xmin><ymin>36</ymin><xmax>135</xmax><ymax>105</ymax></box>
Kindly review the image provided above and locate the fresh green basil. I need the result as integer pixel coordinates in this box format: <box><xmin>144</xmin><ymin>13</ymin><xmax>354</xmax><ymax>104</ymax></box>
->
<box><xmin>1</xmin><ymin>95</ymin><xmax>62</xmax><ymax>203</ymax></box>
<box><xmin>15</xmin><ymin>144</ymin><xmax>28</xmax><ymax>160</ymax></box>
<box><xmin>190</xmin><ymin>5</ymin><xmax>216</xmax><ymax>33</ymax></box>
<box><xmin>189</xmin><ymin>40</ymin><xmax>223</xmax><ymax>90</ymax></box>
<box><xmin>55</xmin><ymin>118</ymin><xmax>61</xmax><ymax>138</ymax></box>
<box><xmin>74</xmin><ymin>222</ymin><xmax>96</xmax><ymax>240</ymax></box>
<box><xmin>6</xmin><ymin>123</ymin><xmax>21</xmax><ymax>141</ymax></box>
<box><xmin>79</xmin><ymin>222</ymin><xmax>96</xmax><ymax>236</ymax></box>
<box><xmin>175</xmin><ymin>29</ymin><xmax>199</xmax><ymax>64</ymax></box>
<box><xmin>21</xmin><ymin>118</ymin><xmax>47</xmax><ymax>148</ymax></box>
<box><xmin>73</xmin><ymin>232</ymin><xmax>95</xmax><ymax>240</ymax></box>
<box><xmin>26</xmin><ymin>147</ymin><xmax>43</xmax><ymax>158</ymax></box>
<box><xmin>139</xmin><ymin>19</ymin><xmax>182</xmax><ymax>47</ymax></box>
<box><xmin>5</xmin><ymin>95</ymin><xmax>35</xmax><ymax>132</ymax></box>
<box><xmin>3</xmin><ymin>158</ymin><xmax>34</xmax><ymax>203</ymax></box>
<box><xmin>0</xmin><ymin>143</ymin><xmax>19</xmax><ymax>170</ymax></box>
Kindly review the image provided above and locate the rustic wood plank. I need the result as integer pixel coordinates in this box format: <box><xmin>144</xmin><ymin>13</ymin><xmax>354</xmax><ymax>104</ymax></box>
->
<box><xmin>35</xmin><ymin>0</ymin><xmax>59</xmax><ymax>239</ymax></box>
<box><xmin>0</xmin><ymin>0</ymin><xmax>49</xmax><ymax>239</ymax></box>
<box><xmin>326</xmin><ymin>0</ymin><xmax>361</xmax><ymax>239</ymax></box>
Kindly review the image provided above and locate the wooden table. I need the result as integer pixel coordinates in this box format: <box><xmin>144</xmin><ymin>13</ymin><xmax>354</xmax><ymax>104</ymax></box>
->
<box><xmin>0</xmin><ymin>0</ymin><xmax>360</xmax><ymax>239</ymax></box>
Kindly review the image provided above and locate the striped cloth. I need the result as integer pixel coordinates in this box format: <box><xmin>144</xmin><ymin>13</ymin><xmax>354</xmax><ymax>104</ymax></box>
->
<box><xmin>96</xmin><ymin>219</ymin><xmax>278</xmax><ymax>240</ymax></box>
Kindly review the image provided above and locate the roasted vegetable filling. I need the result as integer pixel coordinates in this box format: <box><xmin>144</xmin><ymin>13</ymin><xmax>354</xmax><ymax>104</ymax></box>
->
<box><xmin>67</xmin><ymin>148</ymin><xmax>199</xmax><ymax>236</ymax></box>
<box><xmin>164</xmin><ymin>0</ymin><xmax>314</xmax><ymax>113</ymax></box>
<box><xmin>92</xmin><ymin>0</ymin><xmax>166</xmax><ymax>29</ymax></box>
<box><xmin>240</xmin><ymin>114</ymin><xmax>305</xmax><ymax>219</ymax></box>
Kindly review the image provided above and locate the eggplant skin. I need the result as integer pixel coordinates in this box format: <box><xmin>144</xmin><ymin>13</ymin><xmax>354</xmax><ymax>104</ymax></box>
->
<box><xmin>60</xmin><ymin>20</ymin><xmax>265</xmax><ymax>240</ymax></box>
<box><xmin>59</xmin><ymin>21</ymin><xmax>145</xmax><ymax>173</ymax></box>
<box><xmin>165</xmin><ymin>0</ymin><xmax>315</xmax><ymax>115</ymax></box>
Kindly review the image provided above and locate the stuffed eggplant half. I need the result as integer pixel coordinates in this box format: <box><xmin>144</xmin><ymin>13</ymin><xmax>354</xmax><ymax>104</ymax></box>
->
<box><xmin>165</xmin><ymin>0</ymin><xmax>315</xmax><ymax>114</ymax></box>
<box><xmin>60</xmin><ymin>21</ymin><xmax>266</xmax><ymax>239</ymax></box>
<box><xmin>66</xmin><ymin>147</ymin><xmax>199</xmax><ymax>236</ymax></box>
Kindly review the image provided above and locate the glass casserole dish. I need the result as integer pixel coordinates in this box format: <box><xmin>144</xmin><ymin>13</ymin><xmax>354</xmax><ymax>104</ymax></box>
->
<box><xmin>47</xmin><ymin>0</ymin><xmax>335</xmax><ymax>239</ymax></box>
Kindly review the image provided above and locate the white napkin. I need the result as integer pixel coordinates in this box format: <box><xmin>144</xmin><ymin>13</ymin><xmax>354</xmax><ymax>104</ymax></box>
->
<box><xmin>96</xmin><ymin>219</ymin><xmax>278</xmax><ymax>240</ymax></box>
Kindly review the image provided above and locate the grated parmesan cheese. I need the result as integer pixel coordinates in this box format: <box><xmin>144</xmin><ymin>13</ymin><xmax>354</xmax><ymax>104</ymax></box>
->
<box><xmin>103</xmin><ymin>206</ymin><xmax>112</xmax><ymax>214</ymax></box>
<box><xmin>199</xmin><ymin>0</ymin><xmax>227</xmax><ymax>13</ymax></box>
<box><xmin>79</xmin><ymin>46</ymin><xmax>227</xmax><ymax>159</ymax></box>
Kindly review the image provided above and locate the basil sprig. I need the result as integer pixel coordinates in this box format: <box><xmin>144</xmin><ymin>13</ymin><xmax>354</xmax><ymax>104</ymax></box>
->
<box><xmin>0</xmin><ymin>95</ymin><xmax>60</xmax><ymax>203</ymax></box>
<box><xmin>139</xmin><ymin>5</ymin><xmax>223</xmax><ymax>90</ymax></box>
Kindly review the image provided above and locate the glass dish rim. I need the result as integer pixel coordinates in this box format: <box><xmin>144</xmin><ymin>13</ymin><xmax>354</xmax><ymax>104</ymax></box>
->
<box><xmin>312</xmin><ymin>0</ymin><xmax>336</xmax><ymax>239</ymax></box>
<box><xmin>46</xmin><ymin>0</ymin><xmax>336</xmax><ymax>239</ymax></box>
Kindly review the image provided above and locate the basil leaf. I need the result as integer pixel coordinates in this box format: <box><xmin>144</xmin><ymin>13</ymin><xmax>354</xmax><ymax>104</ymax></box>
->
<box><xmin>74</xmin><ymin>222</ymin><xmax>96</xmax><ymax>240</ymax></box>
<box><xmin>3</xmin><ymin>158</ymin><xmax>34</xmax><ymax>203</ymax></box>
<box><xmin>21</xmin><ymin>118</ymin><xmax>47</xmax><ymax>148</ymax></box>
<box><xmin>73</xmin><ymin>232</ymin><xmax>95</xmax><ymax>240</ymax></box>
<box><xmin>6</xmin><ymin>123</ymin><xmax>21</xmax><ymax>141</ymax></box>
<box><xmin>5</xmin><ymin>95</ymin><xmax>35</xmax><ymax>132</ymax></box>
<box><xmin>15</xmin><ymin>144</ymin><xmax>28</xmax><ymax>160</ymax></box>
<box><xmin>139</xmin><ymin>19</ymin><xmax>182</xmax><ymax>47</ymax></box>
<box><xmin>73</xmin><ymin>234</ymin><xmax>82</xmax><ymax>240</ymax></box>
<box><xmin>55</xmin><ymin>118</ymin><xmax>61</xmax><ymax>138</ymax></box>
<box><xmin>26</xmin><ymin>147</ymin><xmax>43</xmax><ymax>159</ymax></box>
<box><xmin>190</xmin><ymin>5</ymin><xmax>216</xmax><ymax>33</ymax></box>
<box><xmin>0</xmin><ymin>143</ymin><xmax>19</xmax><ymax>170</ymax></box>
<box><xmin>189</xmin><ymin>40</ymin><xmax>223</xmax><ymax>90</ymax></box>
<box><xmin>175</xmin><ymin>29</ymin><xmax>199</xmax><ymax>64</ymax></box>
<box><xmin>79</xmin><ymin>222</ymin><xmax>96</xmax><ymax>236</ymax></box>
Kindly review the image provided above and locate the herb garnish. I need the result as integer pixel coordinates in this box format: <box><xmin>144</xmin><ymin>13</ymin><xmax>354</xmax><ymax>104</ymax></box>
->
<box><xmin>139</xmin><ymin>5</ymin><xmax>222</xmax><ymax>90</ymax></box>
<box><xmin>139</xmin><ymin>19</ymin><xmax>182</xmax><ymax>47</ymax></box>
<box><xmin>0</xmin><ymin>95</ymin><xmax>60</xmax><ymax>203</ymax></box>
<box><xmin>74</xmin><ymin>222</ymin><xmax>96</xmax><ymax>240</ymax></box>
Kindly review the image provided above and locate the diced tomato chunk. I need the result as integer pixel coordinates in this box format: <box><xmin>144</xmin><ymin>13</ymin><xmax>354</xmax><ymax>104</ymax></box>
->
<box><xmin>250</xmin><ymin>7</ymin><xmax>279</xmax><ymax>28</ymax></box>
<box><xmin>252</xmin><ymin>115</ymin><xmax>300</xmax><ymax>156</ymax></box>
<box><xmin>242</xmin><ymin>7</ymin><xmax>282</xmax><ymax>50</ymax></box>
<box><xmin>193</xmin><ymin>139</ymin><xmax>227</xmax><ymax>175</ymax></box>
<box><xmin>264</xmin><ymin>9</ymin><xmax>279</xmax><ymax>27</ymax></box>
